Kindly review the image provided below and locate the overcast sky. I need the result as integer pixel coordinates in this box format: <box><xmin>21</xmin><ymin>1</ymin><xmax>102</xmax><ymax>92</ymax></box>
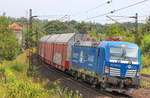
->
<box><xmin>0</xmin><ymin>0</ymin><xmax>150</xmax><ymax>24</ymax></box>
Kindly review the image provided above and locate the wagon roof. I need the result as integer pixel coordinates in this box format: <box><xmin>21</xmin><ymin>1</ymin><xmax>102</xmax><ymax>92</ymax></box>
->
<box><xmin>39</xmin><ymin>33</ymin><xmax>76</xmax><ymax>44</ymax></box>
<box><xmin>39</xmin><ymin>35</ymin><xmax>52</xmax><ymax>42</ymax></box>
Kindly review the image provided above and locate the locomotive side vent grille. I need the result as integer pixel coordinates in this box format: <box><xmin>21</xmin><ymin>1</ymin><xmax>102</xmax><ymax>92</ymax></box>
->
<box><xmin>110</xmin><ymin>67</ymin><xmax>120</xmax><ymax>76</ymax></box>
<box><xmin>126</xmin><ymin>70</ymin><xmax>137</xmax><ymax>77</ymax></box>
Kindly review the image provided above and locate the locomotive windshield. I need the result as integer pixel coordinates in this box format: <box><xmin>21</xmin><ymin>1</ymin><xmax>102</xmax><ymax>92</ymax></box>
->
<box><xmin>110</xmin><ymin>47</ymin><xmax>138</xmax><ymax>62</ymax></box>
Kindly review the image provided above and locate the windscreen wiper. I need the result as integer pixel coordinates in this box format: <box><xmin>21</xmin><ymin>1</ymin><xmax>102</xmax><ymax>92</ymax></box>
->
<box><xmin>117</xmin><ymin>50</ymin><xmax>124</xmax><ymax>63</ymax></box>
<box><xmin>124</xmin><ymin>56</ymin><xmax>132</xmax><ymax>64</ymax></box>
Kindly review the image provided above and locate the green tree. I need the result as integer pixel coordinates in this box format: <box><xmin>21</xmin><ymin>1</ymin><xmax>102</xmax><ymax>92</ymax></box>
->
<box><xmin>104</xmin><ymin>24</ymin><xmax>135</xmax><ymax>43</ymax></box>
<box><xmin>0</xmin><ymin>14</ymin><xmax>20</xmax><ymax>62</ymax></box>
<box><xmin>44</xmin><ymin>20</ymin><xmax>76</xmax><ymax>34</ymax></box>
<box><xmin>75</xmin><ymin>22</ymin><xmax>90</xmax><ymax>33</ymax></box>
<box><xmin>23</xmin><ymin>23</ymin><xmax>45</xmax><ymax>48</ymax></box>
<box><xmin>141</xmin><ymin>34</ymin><xmax>150</xmax><ymax>54</ymax></box>
<box><xmin>90</xmin><ymin>28</ymin><xmax>101</xmax><ymax>42</ymax></box>
<box><xmin>141</xmin><ymin>17</ymin><xmax>150</xmax><ymax>35</ymax></box>
<box><xmin>105</xmin><ymin>24</ymin><xmax>124</xmax><ymax>36</ymax></box>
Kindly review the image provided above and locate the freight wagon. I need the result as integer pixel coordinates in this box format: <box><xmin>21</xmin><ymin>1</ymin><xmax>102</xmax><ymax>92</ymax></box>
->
<box><xmin>38</xmin><ymin>33</ymin><xmax>141</xmax><ymax>93</ymax></box>
<box><xmin>38</xmin><ymin>33</ymin><xmax>87</xmax><ymax>71</ymax></box>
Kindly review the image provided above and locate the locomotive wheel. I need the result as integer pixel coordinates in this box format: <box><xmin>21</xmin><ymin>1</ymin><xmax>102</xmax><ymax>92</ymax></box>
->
<box><xmin>91</xmin><ymin>84</ymin><xmax>96</xmax><ymax>88</ymax></box>
<box><xmin>100</xmin><ymin>82</ymin><xmax>105</xmax><ymax>92</ymax></box>
<box><xmin>74</xmin><ymin>72</ymin><xmax>78</xmax><ymax>80</ymax></box>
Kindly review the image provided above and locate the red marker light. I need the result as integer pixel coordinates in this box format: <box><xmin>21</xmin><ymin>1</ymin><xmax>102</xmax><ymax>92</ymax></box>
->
<box><xmin>126</xmin><ymin>80</ymin><xmax>132</xmax><ymax>84</ymax></box>
<box><xmin>114</xmin><ymin>79</ymin><xmax>118</xmax><ymax>83</ymax></box>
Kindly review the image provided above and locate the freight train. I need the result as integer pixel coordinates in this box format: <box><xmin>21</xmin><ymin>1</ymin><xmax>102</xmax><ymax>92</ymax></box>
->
<box><xmin>38</xmin><ymin>33</ymin><xmax>141</xmax><ymax>93</ymax></box>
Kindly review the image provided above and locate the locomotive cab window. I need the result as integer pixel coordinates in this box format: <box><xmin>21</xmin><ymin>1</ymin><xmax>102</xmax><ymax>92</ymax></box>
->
<box><xmin>109</xmin><ymin>47</ymin><xmax>138</xmax><ymax>62</ymax></box>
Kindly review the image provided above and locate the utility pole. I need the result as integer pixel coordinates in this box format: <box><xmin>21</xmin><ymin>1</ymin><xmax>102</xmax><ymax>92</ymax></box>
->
<box><xmin>29</xmin><ymin>9</ymin><xmax>32</xmax><ymax>40</ymax></box>
<box><xmin>135</xmin><ymin>13</ymin><xmax>138</xmax><ymax>35</ymax></box>
<box><xmin>28</xmin><ymin>9</ymin><xmax>33</xmax><ymax>72</ymax></box>
<box><xmin>135</xmin><ymin>13</ymin><xmax>138</xmax><ymax>44</ymax></box>
<box><xmin>131</xmin><ymin>13</ymin><xmax>138</xmax><ymax>44</ymax></box>
<box><xmin>35</xmin><ymin>24</ymin><xmax>39</xmax><ymax>59</ymax></box>
<box><xmin>28</xmin><ymin>9</ymin><xmax>38</xmax><ymax>74</ymax></box>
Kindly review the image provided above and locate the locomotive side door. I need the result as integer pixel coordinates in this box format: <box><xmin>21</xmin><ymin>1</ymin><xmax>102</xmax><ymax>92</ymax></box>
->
<box><xmin>97</xmin><ymin>48</ymin><xmax>105</xmax><ymax>74</ymax></box>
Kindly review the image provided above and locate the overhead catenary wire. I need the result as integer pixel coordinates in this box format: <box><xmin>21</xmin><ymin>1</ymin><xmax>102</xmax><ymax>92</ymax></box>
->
<box><xmin>85</xmin><ymin>12</ymin><xmax>111</xmax><ymax>20</ymax></box>
<box><xmin>110</xmin><ymin>0</ymin><xmax>148</xmax><ymax>13</ymax></box>
<box><xmin>138</xmin><ymin>20</ymin><xmax>146</xmax><ymax>22</ymax></box>
<box><xmin>85</xmin><ymin>0</ymin><xmax>112</xmax><ymax>13</ymax></box>
<box><xmin>107</xmin><ymin>15</ymin><xmax>149</xmax><ymax>18</ymax></box>
<box><xmin>36</xmin><ymin>15</ymin><xmax>67</xmax><ymax>19</ymax></box>
<box><xmin>106</xmin><ymin>15</ymin><xmax>148</xmax><ymax>23</ymax></box>
<box><xmin>32</xmin><ymin>14</ymin><xmax>71</xmax><ymax>22</ymax></box>
<box><xmin>71</xmin><ymin>0</ymin><xmax>112</xmax><ymax>19</ymax></box>
<box><xmin>37</xmin><ymin>14</ymin><xmax>66</xmax><ymax>17</ymax></box>
<box><xmin>84</xmin><ymin>0</ymin><xmax>148</xmax><ymax>21</ymax></box>
<box><xmin>107</xmin><ymin>15</ymin><xmax>136</xmax><ymax>18</ymax></box>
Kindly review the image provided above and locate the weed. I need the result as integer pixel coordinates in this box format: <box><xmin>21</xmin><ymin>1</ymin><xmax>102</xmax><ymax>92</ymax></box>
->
<box><xmin>9</xmin><ymin>62</ymin><xmax>26</xmax><ymax>73</ymax></box>
<box><xmin>140</xmin><ymin>80</ymin><xmax>150</xmax><ymax>88</ymax></box>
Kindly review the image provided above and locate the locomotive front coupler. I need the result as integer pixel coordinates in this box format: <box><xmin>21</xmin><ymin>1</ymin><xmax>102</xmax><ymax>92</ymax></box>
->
<box><xmin>106</xmin><ymin>76</ymin><xmax>139</xmax><ymax>87</ymax></box>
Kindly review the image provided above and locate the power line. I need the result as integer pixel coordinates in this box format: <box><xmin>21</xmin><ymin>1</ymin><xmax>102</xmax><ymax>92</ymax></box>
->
<box><xmin>33</xmin><ymin>14</ymin><xmax>70</xmax><ymax>22</ymax></box>
<box><xmin>85</xmin><ymin>12</ymin><xmax>111</xmax><ymax>20</ymax></box>
<box><xmin>106</xmin><ymin>16</ymin><xmax>120</xmax><ymax>24</ymax></box>
<box><xmin>108</xmin><ymin>15</ymin><xmax>136</xmax><ymax>18</ymax></box>
<box><xmin>84</xmin><ymin>0</ymin><xmax>148</xmax><ymax>21</ymax></box>
<box><xmin>108</xmin><ymin>15</ymin><xmax>149</xmax><ymax>18</ymax></box>
<box><xmin>37</xmin><ymin>15</ymin><xmax>65</xmax><ymax>18</ymax></box>
<box><xmin>85</xmin><ymin>0</ymin><xmax>112</xmax><ymax>13</ymax></box>
<box><xmin>106</xmin><ymin>15</ymin><xmax>148</xmax><ymax>23</ymax></box>
<box><xmin>138</xmin><ymin>20</ymin><xmax>146</xmax><ymax>22</ymax></box>
<box><xmin>111</xmin><ymin>0</ymin><xmax>148</xmax><ymax>13</ymax></box>
<box><xmin>72</xmin><ymin>0</ymin><xmax>112</xmax><ymax>19</ymax></box>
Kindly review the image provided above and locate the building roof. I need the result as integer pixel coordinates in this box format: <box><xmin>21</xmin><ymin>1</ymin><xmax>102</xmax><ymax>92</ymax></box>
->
<box><xmin>9</xmin><ymin>23</ymin><xmax>23</xmax><ymax>31</ymax></box>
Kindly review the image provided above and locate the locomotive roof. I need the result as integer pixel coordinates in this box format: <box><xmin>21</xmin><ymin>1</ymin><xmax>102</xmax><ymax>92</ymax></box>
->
<box><xmin>98</xmin><ymin>41</ymin><xmax>138</xmax><ymax>48</ymax></box>
<box><xmin>39</xmin><ymin>33</ymin><xmax>76</xmax><ymax>44</ymax></box>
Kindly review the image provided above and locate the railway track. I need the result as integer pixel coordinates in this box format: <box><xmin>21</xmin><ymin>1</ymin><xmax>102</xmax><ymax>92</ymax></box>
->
<box><xmin>141</xmin><ymin>74</ymin><xmax>150</xmax><ymax>78</ymax></box>
<box><xmin>37</xmin><ymin>60</ymin><xmax>107</xmax><ymax>98</ymax></box>
<box><xmin>33</xmin><ymin>56</ymin><xmax>133</xmax><ymax>98</ymax></box>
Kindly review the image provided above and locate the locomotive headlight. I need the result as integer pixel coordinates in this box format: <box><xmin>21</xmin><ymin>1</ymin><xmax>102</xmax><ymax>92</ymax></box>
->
<box><xmin>104</xmin><ymin>66</ymin><xmax>109</xmax><ymax>73</ymax></box>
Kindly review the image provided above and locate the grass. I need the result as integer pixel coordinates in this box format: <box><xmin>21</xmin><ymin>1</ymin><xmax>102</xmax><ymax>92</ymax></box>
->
<box><xmin>140</xmin><ymin>80</ymin><xmax>150</xmax><ymax>88</ymax></box>
<box><xmin>141</xmin><ymin>55</ymin><xmax>150</xmax><ymax>75</ymax></box>
<box><xmin>141</xmin><ymin>67</ymin><xmax>150</xmax><ymax>75</ymax></box>
<box><xmin>0</xmin><ymin>49</ymin><xmax>82</xmax><ymax>98</ymax></box>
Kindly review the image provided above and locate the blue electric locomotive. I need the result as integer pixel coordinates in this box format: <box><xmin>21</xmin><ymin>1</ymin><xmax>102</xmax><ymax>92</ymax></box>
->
<box><xmin>69</xmin><ymin>41</ymin><xmax>141</xmax><ymax>93</ymax></box>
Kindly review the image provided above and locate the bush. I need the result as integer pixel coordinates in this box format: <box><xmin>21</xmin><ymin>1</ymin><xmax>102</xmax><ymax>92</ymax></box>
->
<box><xmin>141</xmin><ymin>34</ymin><xmax>150</xmax><ymax>54</ymax></box>
<box><xmin>0</xmin><ymin>50</ymin><xmax>83</xmax><ymax>98</ymax></box>
<box><xmin>140</xmin><ymin>80</ymin><xmax>150</xmax><ymax>88</ymax></box>
<box><xmin>3</xmin><ymin>78</ymin><xmax>52</xmax><ymax>98</ymax></box>
<box><xmin>0</xmin><ymin>14</ymin><xmax>21</xmax><ymax>62</ymax></box>
<box><xmin>9</xmin><ymin>62</ymin><xmax>27</xmax><ymax>73</ymax></box>
<box><xmin>0</xmin><ymin>67</ymin><xmax>5</xmax><ymax>77</ymax></box>
<box><xmin>141</xmin><ymin>55</ymin><xmax>149</xmax><ymax>68</ymax></box>
<box><xmin>0</xmin><ymin>67</ymin><xmax>6</xmax><ymax>83</ymax></box>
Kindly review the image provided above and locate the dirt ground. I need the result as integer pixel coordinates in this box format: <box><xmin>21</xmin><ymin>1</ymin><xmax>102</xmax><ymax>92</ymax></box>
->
<box><xmin>129</xmin><ymin>76</ymin><xmax>150</xmax><ymax>98</ymax></box>
<box><xmin>131</xmin><ymin>88</ymin><xmax>150</xmax><ymax>98</ymax></box>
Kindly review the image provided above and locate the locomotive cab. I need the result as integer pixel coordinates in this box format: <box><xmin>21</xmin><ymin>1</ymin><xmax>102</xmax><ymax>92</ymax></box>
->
<box><xmin>98</xmin><ymin>41</ymin><xmax>141</xmax><ymax>93</ymax></box>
